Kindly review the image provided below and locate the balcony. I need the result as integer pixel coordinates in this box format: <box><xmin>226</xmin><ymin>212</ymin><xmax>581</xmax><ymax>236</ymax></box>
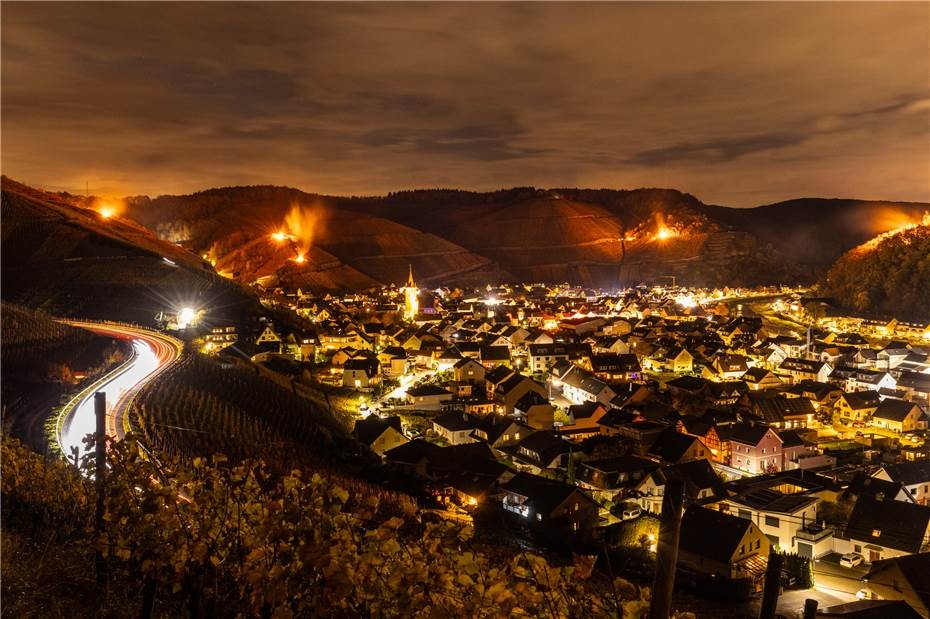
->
<box><xmin>503</xmin><ymin>500</ymin><xmax>530</xmax><ymax>518</ymax></box>
<box><xmin>796</xmin><ymin>523</ymin><xmax>833</xmax><ymax>544</ymax></box>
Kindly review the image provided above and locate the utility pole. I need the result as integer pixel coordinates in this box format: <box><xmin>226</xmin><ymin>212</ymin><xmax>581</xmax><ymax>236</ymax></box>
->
<box><xmin>802</xmin><ymin>599</ymin><xmax>818</xmax><ymax>619</ymax></box>
<box><xmin>94</xmin><ymin>391</ymin><xmax>108</xmax><ymax>587</ymax></box>
<box><xmin>758</xmin><ymin>549</ymin><xmax>784</xmax><ymax>619</ymax></box>
<box><xmin>650</xmin><ymin>478</ymin><xmax>684</xmax><ymax>619</ymax></box>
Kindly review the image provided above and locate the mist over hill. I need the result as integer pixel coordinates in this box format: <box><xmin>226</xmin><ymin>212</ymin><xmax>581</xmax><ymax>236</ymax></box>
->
<box><xmin>124</xmin><ymin>184</ymin><xmax>927</xmax><ymax>290</ymax></box>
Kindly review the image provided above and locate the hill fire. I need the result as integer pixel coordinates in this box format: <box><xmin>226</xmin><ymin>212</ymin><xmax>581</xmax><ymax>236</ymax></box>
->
<box><xmin>857</xmin><ymin>211</ymin><xmax>930</xmax><ymax>253</ymax></box>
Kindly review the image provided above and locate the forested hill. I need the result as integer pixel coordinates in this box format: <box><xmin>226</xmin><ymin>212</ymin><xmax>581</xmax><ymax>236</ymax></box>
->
<box><xmin>822</xmin><ymin>222</ymin><xmax>930</xmax><ymax>322</ymax></box>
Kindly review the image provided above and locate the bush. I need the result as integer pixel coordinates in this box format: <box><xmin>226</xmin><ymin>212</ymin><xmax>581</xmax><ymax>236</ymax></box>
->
<box><xmin>2</xmin><ymin>436</ymin><xmax>662</xmax><ymax>618</ymax></box>
<box><xmin>779</xmin><ymin>551</ymin><xmax>814</xmax><ymax>589</ymax></box>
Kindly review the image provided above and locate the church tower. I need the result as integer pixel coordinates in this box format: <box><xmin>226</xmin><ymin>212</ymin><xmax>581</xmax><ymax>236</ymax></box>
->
<box><xmin>403</xmin><ymin>264</ymin><xmax>419</xmax><ymax>321</ymax></box>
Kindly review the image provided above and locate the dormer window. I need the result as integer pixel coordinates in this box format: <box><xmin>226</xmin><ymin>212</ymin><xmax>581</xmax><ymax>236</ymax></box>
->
<box><xmin>873</xmin><ymin>529</ymin><xmax>882</xmax><ymax>538</ymax></box>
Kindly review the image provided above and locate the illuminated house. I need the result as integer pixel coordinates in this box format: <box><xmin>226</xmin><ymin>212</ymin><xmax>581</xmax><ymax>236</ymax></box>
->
<box><xmin>353</xmin><ymin>415</ymin><xmax>408</xmax><ymax>456</ymax></box>
<box><xmin>871</xmin><ymin>400</ymin><xmax>927</xmax><ymax>433</ymax></box>
<box><xmin>844</xmin><ymin>496</ymin><xmax>930</xmax><ymax>563</ymax></box>
<box><xmin>677</xmin><ymin>505</ymin><xmax>770</xmax><ymax>590</ymax></box>
<box><xmin>500</xmin><ymin>472</ymin><xmax>599</xmax><ymax>536</ymax></box>
<box><xmin>342</xmin><ymin>358</ymin><xmax>381</xmax><ymax>391</ymax></box>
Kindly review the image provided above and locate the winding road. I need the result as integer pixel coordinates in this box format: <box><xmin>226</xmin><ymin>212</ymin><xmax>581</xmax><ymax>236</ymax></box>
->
<box><xmin>55</xmin><ymin>321</ymin><xmax>182</xmax><ymax>462</ymax></box>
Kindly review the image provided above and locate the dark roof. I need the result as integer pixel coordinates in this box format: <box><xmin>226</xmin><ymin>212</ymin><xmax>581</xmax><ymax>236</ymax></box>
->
<box><xmin>514</xmin><ymin>390</ymin><xmax>550</xmax><ymax>412</ymax></box>
<box><xmin>485</xmin><ymin>365</ymin><xmax>515</xmax><ymax>384</ymax></box>
<box><xmin>343</xmin><ymin>357</ymin><xmax>380</xmax><ymax>377</ymax></box>
<box><xmin>590</xmin><ymin>353</ymin><xmax>641</xmax><ymax>373</ymax></box>
<box><xmin>752</xmin><ymin>395</ymin><xmax>815</xmax><ymax>424</ymax></box>
<box><xmin>899</xmin><ymin>371</ymin><xmax>930</xmax><ymax>391</ymax></box>
<box><xmin>648</xmin><ymin>429</ymin><xmax>702</xmax><ymax>463</ymax></box>
<box><xmin>407</xmin><ymin>384</ymin><xmax>451</xmax><ymax>397</ymax></box>
<box><xmin>384</xmin><ymin>439</ymin><xmax>443</xmax><ymax>465</ymax></box>
<box><xmin>649</xmin><ymin>459</ymin><xmax>725</xmax><ymax>499</ymax></box>
<box><xmin>454</xmin><ymin>356</ymin><xmax>482</xmax><ymax>369</ymax></box>
<box><xmin>846</xmin><ymin>473</ymin><xmax>908</xmax><ymax>502</ymax></box>
<box><xmin>777</xmin><ymin>430</ymin><xmax>805</xmax><ymax>448</ymax></box>
<box><xmin>433</xmin><ymin>411</ymin><xmax>480</xmax><ymax>432</ymax></box>
<box><xmin>880</xmin><ymin>460</ymin><xmax>930</xmax><ymax>486</ymax></box>
<box><xmin>729</xmin><ymin>422</ymin><xmax>778</xmax><ymax>446</ymax></box>
<box><xmin>818</xmin><ymin>600</ymin><xmax>922</xmax><ymax>619</ymax></box>
<box><xmin>873</xmin><ymin>399</ymin><xmax>920</xmax><ymax>422</ymax></box>
<box><xmin>568</xmin><ymin>402</ymin><xmax>601</xmax><ymax>421</ymax></box>
<box><xmin>665</xmin><ymin>375</ymin><xmax>708</xmax><ymax>393</ymax></box>
<box><xmin>501</xmin><ymin>472</ymin><xmax>594</xmax><ymax>516</ymax></box>
<box><xmin>846</xmin><ymin>496</ymin><xmax>930</xmax><ymax>553</ymax></box>
<box><xmin>504</xmin><ymin>431</ymin><xmax>571</xmax><ymax>468</ymax></box>
<box><xmin>842</xmin><ymin>390</ymin><xmax>881</xmax><ymax>410</ymax></box>
<box><xmin>863</xmin><ymin>553</ymin><xmax>930</xmax><ymax>615</ymax></box>
<box><xmin>679</xmin><ymin>505</ymin><xmax>753</xmax><ymax>564</ymax></box>
<box><xmin>480</xmin><ymin>345</ymin><xmax>511</xmax><ymax>362</ymax></box>
<box><xmin>471</xmin><ymin>414</ymin><xmax>526</xmax><ymax>444</ymax></box>
<box><xmin>353</xmin><ymin>415</ymin><xmax>403</xmax><ymax>445</ymax></box>
<box><xmin>729</xmin><ymin>487</ymin><xmax>817</xmax><ymax>514</ymax></box>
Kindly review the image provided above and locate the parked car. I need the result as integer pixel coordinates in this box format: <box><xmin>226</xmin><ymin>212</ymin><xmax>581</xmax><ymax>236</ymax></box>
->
<box><xmin>840</xmin><ymin>553</ymin><xmax>864</xmax><ymax>568</ymax></box>
<box><xmin>852</xmin><ymin>420</ymin><xmax>866</xmax><ymax>428</ymax></box>
<box><xmin>620</xmin><ymin>505</ymin><xmax>642</xmax><ymax>521</ymax></box>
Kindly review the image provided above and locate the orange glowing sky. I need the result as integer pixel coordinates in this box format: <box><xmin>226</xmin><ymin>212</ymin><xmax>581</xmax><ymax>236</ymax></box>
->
<box><xmin>2</xmin><ymin>3</ymin><xmax>928</xmax><ymax>206</ymax></box>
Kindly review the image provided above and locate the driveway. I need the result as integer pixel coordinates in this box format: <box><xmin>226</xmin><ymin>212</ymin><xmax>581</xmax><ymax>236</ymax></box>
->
<box><xmin>812</xmin><ymin>553</ymin><xmax>869</xmax><ymax>595</ymax></box>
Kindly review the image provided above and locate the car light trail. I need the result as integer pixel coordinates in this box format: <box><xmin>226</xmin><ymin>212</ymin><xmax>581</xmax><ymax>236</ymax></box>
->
<box><xmin>55</xmin><ymin>322</ymin><xmax>182</xmax><ymax>464</ymax></box>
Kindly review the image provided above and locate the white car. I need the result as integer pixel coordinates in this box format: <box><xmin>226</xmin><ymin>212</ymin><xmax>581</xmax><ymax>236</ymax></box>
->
<box><xmin>621</xmin><ymin>506</ymin><xmax>642</xmax><ymax>521</ymax></box>
<box><xmin>840</xmin><ymin>553</ymin><xmax>864</xmax><ymax>568</ymax></box>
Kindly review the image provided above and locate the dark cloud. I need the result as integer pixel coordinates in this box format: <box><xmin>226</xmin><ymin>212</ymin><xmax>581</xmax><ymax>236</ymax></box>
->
<box><xmin>1</xmin><ymin>2</ymin><xmax>928</xmax><ymax>205</ymax></box>
<box><xmin>629</xmin><ymin>132</ymin><xmax>806</xmax><ymax>166</ymax></box>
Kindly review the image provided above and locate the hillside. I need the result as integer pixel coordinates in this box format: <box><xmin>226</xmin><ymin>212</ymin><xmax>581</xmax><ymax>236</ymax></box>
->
<box><xmin>822</xmin><ymin>218</ymin><xmax>930</xmax><ymax>322</ymax></box>
<box><xmin>126</xmin><ymin>186</ymin><xmax>498</xmax><ymax>290</ymax></box>
<box><xmin>20</xmin><ymin>178</ymin><xmax>929</xmax><ymax>291</ymax></box>
<box><xmin>698</xmin><ymin>198</ymin><xmax>929</xmax><ymax>271</ymax></box>
<box><xmin>0</xmin><ymin>302</ymin><xmax>128</xmax><ymax>450</ymax></box>
<box><xmin>1</xmin><ymin>177</ymin><xmax>262</xmax><ymax>325</ymax></box>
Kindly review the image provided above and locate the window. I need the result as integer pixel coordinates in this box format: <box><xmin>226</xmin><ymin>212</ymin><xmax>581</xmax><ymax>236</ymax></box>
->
<box><xmin>740</xmin><ymin>545</ymin><xmax>745</xmax><ymax>555</ymax></box>
<box><xmin>765</xmin><ymin>515</ymin><xmax>780</xmax><ymax>528</ymax></box>
<box><xmin>755</xmin><ymin>540</ymin><xmax>761</xmax><ymax>550</ymax></box>
<box><xmin>574</xmin><ymin>502</ymin><xmax>579</xmax><ymax>511</ymax></box>
<box><xmin>762</xmin><ymin>448</ymin><xmax>766</xmax><ymax>454</ymax></box>
<box><xmin>572</xmin><ymin>522</ymin><xmax>578</xmax><ymax>532</ymax></box>
<box><xmin>536</xmin><ymin>513</ymin><xmax>542</xmax><ymax>522</ymax></box>
<box><xmin>872</xmin><ymin>529</ymin><xmax>882</xmax><ymax>538</ymax></box>
<box><xmin>854</xmin><ymin>545</ymin><xmax>862</xmax><ymax>553</ymax></box>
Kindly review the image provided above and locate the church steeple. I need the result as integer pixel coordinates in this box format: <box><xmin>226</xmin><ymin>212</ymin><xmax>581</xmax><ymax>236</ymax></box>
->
<box><xmin>406</xmin><ymin>263</ymin><xmax>416</xmax><ymax>288</ymax></box>
<box><xmin>403</xmin><ymin>264</ymin><xmax>419</xmax><ymax>321</ymax></box>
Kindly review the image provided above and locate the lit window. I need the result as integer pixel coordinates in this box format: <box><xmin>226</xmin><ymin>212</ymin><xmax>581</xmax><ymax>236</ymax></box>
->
<box><xmin>872</xmin><ymin>529</ymin><xmax>882</xmax><ymax>538</ymax></box>
<box><xmin>536</xmin><ymin>513</ymin><xmax>542</xmax><ymax>522</ymax></box>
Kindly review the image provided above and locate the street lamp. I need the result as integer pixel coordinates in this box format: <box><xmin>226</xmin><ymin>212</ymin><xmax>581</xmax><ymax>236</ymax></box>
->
<box><xmin>177</xmin><ymin>307</ymin><xmax>197</xmax><ymax>329</ymax></box>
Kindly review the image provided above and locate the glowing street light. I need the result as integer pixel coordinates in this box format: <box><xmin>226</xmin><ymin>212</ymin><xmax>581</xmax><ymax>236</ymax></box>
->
<box><xmin>272</xmin><ymin>231</ymin><xmax>287</xmax><ymax>243</ymax></box>
<box><xmin>177</xmin><ymin>307</ymin><xmax>196</xmax><ymax>329</ymax></box>
<box><xmin>294</xmin><ymin>253</ymin><xmax>306</xmax><ymax>264</ymax></box>
<box><xmin>99</xmin><ymin>206</ymin><xmax>114</xmax><ymax>219</ymax></box>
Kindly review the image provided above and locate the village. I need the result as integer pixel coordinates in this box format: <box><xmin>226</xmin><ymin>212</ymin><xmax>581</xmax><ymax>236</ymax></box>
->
<box><xmin>197</xmin><ymin>269</ymin><xmax>930</xmax><ymax>610</ymax></box>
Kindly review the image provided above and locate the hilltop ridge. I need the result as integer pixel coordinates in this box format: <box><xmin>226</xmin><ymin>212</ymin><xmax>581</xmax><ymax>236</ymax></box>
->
<box><xmin>123</xmin><ymin>183</ymin><xmax>927</xmax><ymax>289</ymax></box>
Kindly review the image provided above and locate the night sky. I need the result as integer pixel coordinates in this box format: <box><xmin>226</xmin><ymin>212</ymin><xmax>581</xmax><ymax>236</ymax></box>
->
<box><xmin>2</xmin><ymin>2</ymin><xmax>928</xmax><ymax>206</ymax></box>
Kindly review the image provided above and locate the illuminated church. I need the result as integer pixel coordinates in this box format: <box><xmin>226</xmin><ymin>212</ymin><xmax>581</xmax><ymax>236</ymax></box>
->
<box><xmin>403</xmin><ymin>264</ymin><xmax>419</xmax><ymax>321</ymax></box>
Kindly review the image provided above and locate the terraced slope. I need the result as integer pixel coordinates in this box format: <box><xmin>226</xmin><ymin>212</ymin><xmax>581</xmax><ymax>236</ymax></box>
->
<box><xmin>127</xmin><ymin>186</ymin><xmax>496</xmax><ymax>289</ymax></box>
<box><xmin>1</xmin><ymin>177</ymin><xmax>261</xmax><ymax>324</ymax></box>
